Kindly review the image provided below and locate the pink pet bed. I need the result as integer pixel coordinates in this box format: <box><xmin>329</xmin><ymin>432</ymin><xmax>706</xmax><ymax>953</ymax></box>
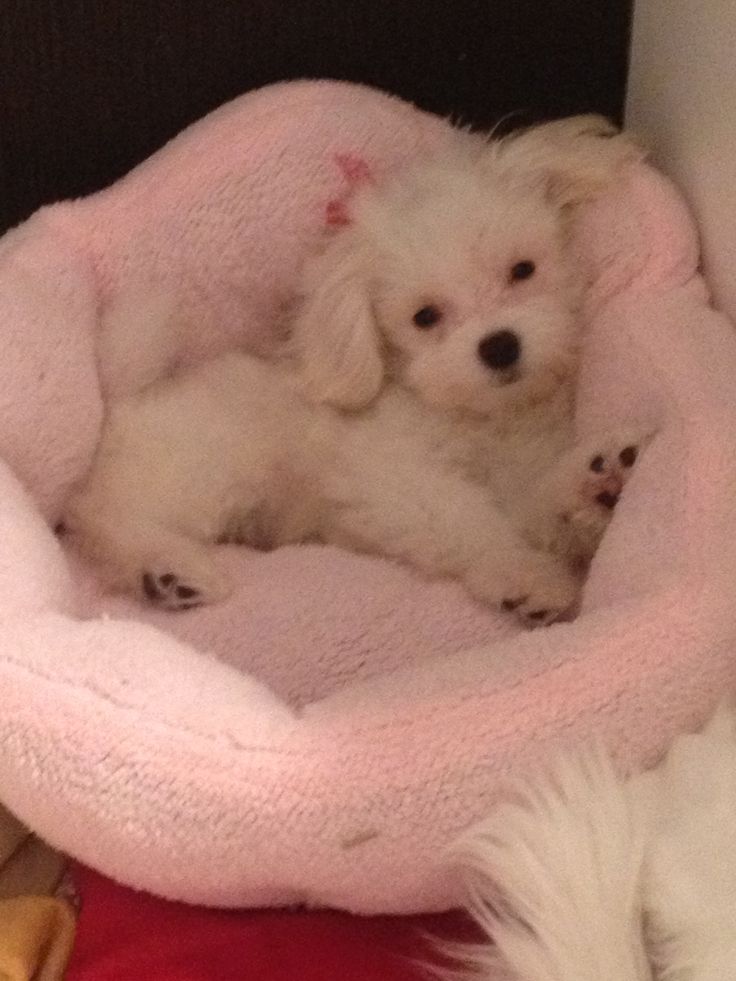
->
<box><xmin>1</xmin><ymin>80</ymin><xmax>736</xmax><ymax>915</ymax></box>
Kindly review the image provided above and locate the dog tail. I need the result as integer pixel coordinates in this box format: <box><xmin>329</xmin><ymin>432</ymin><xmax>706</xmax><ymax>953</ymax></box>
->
<box><xmin>447</xmin><ymin>744</ymin><xmax>652</xmax><ymax>981</ymax></box>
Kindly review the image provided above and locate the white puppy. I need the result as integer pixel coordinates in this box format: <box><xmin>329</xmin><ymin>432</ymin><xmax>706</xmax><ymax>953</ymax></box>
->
<box><xmin>450</xmin><ymin>701</ymin><xmax>736</xmax><ymax>981</ymax></box>
<box><xmin>64</xmin><ymin>116</ymin><xmax>642</xmax><ymax>623</ymax></box>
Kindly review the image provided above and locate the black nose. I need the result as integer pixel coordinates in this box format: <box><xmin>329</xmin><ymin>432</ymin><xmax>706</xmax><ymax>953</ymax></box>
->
<box><xmin>477</xmin><ymin>330</ymin><xmax>521</xmax><ymax>370</ymax></box>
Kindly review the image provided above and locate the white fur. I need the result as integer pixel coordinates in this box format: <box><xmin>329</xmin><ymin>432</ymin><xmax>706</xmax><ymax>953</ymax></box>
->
<box><xmin>643</xmin><ymin>702</ymin><xmax>736</xmax><ymax>980</ymax></box>
<box><xmin>64</xmin><ymin>116</ymin><xmax>641</xmax><ymax>621</ymax></box>
<box><xmin>449</xmin><ymin>700</ymin><xmax>736</xmax><ymax>981</ymax></box>
<box><xmin>449</xmin><ymin>747</ymin><xmax>653</xmax><ymax>981</ymax></box>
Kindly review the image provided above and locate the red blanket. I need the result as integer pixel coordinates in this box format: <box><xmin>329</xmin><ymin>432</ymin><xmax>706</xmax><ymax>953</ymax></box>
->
<box><xmin>67</xmin><ymin>866</ymin><xmax>476</xmax><ymax>980</ymax></box>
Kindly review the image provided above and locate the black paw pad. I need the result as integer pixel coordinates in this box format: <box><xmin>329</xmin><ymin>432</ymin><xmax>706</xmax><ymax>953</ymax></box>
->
<box><xmin>527</xmin><ymin>609</ymin><xmax>549</xmax><ymax>621</ymax></box>
<box><xmin>141</xmin><ymin>571</ymin><xmax>201</xmax><ymax>609</ymax></box>
<box><xmin>502</xmin><ymin>597</ymin><xmax>526</xmax><ymax>611</ymax></box>
<box><xmin>589</xmin><ymin>455</ymin><xmax>605</xmax><ymax>473</ymax></box>
<box><xmin>142</xmin><ymin>572</ymin><xmax>163</xmax><ymax>601</ymax></box>
<box><xmin>619</xmin><ymin>445</ymin><xmax>637</xmax><ymax>468</ymax></box>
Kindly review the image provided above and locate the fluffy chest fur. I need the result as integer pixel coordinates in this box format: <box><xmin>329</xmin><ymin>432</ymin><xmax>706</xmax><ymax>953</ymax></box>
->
<box><xmin>330</xmin><ymin>384</ymin><xmax>575</xmax><ymax>519</ymax></box>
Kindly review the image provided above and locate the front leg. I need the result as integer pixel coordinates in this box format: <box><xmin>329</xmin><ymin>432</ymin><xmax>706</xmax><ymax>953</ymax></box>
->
<box><xmin>522</xmin><ymin>430</ymin><xmax>651</xmax><ymax>570</ymax></box>
<box><xmin>323</xmin><ymin>465</ymin><xmax>580</xmax><ymax>626</ymax></box>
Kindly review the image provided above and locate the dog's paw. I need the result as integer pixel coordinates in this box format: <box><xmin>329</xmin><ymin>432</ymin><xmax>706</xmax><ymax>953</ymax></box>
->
<box><xmin>141</xmin><ymin>571</ymin><xmax>204</xmax><ymax>610</ymax></box>
<box><xmin>500</xmin><ymin>552</ymin><xmax>580</xmax><ymax>627</ymax></box>
<box><xmin>527</xmin><ymin>429</ymin><xmax>654</xmax><ymax>571</ymax></box>
<box><xmin>139</xmin><ymin>560</ymin><xmax>231</xmax><ymax>611</ymax></box>
<box><xmin>560</xmin><ymin>433</ymin><xmax>648</xmax><ymax>554</ymax></box>
<box><xmin>582</xmin><ymin>437</ymin><xmax>640</xmax><ymax>511</ymax></box>
<box><xmin>468</xmin><ymin>548</ymin><xmax>579</xmax><ymax>625</ymax></box>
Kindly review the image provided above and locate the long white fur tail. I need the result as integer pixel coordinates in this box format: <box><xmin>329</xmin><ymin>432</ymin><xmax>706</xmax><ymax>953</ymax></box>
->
<box><xmin>448</xmin><ymin>746</ymin><xmax>652</xmax><ymax>981</ymax></box>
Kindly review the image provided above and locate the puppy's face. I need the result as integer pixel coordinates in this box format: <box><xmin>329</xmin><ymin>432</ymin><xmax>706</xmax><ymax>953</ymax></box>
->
<box><xmin>295</xmin><ymin>116</ymin><xmax>640</xmax><ymax>414</ymax></box>
<box><xmin>361</xmin><ymin>164</ymin><xmax>582</xmax><ymax>415</ymax></box>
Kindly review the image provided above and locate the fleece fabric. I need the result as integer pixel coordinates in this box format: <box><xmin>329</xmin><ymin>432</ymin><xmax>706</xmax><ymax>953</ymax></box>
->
<box><xmin>0</xmin><ymin>80</ymin><xmax>734</xmax><ymax>913</ymax></box>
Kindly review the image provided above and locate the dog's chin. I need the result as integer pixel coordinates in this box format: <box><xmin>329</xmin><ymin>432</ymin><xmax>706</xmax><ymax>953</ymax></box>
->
<box><xmin>414</xmin><ymin>357</ymin><xmax>576</xmax><ymax>419</ymax></box>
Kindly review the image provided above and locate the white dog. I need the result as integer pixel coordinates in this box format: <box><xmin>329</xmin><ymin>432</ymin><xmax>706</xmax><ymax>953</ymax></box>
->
<box><xmin>64</xmin><ymin>116</ymin><xmax>642</xmax><ymax>624</ymax></box>
<box><xmin>450</xmin><ymin>700</ymin><xmax>736</xmax><ymax>981</ymax></box>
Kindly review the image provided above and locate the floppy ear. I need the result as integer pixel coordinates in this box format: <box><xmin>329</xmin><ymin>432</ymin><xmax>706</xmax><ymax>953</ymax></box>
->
<box><xmin>499</xmin><ymin>114</ymin><xmax>644</xmax><ymax>209</ymax></box>
<box><xmin>292</xmin><ymin>228</ymin><xmax>384</xmax><ymax>410</ymax></box>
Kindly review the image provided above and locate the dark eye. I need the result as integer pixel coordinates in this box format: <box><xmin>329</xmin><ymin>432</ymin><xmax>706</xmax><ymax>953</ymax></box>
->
<box><xmin>413</xmin><ymin>305</ymin><xmax>442</xmax><ymax>329</ymax></box>
<box><xmin>509</xmin><ymin>260</ymin><xmax>536</xmax><ymax>282</ymax></box>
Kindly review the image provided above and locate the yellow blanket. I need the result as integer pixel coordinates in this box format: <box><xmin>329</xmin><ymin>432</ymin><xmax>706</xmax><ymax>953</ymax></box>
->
<box><xmin>0</xmin><ymin>896</ymin><xmax>74</xmax><ymax>981</ymax></box>
<box><xmin>0</xmin><ymin>804</ymin><xmax>73</xmax><ymax>980</ymax></box>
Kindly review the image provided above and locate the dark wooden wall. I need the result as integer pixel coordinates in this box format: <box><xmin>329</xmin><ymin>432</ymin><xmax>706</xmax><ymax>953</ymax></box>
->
<box><xmin>0</xmin><ymin>0</ymin><xmax>632</xmax><ymax>233</ymax></box>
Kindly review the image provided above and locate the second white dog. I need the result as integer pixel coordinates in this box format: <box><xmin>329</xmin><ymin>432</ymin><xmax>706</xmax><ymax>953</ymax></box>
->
<box><xmin>64</xmin><ymin>116</ymin><xmax>642</xmax><ymax>623</ymax></box>
<box><xmin>451</xmin><ymin>700</ymin><xmax>736</xmax><ymax>981</ymax></box>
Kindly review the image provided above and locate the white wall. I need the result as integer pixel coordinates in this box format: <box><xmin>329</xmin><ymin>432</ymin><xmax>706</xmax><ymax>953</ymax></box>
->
<box><xmin>626</xmin><ymin>0</ymin><xmax>736</xmax><ymax>318</ymax></box>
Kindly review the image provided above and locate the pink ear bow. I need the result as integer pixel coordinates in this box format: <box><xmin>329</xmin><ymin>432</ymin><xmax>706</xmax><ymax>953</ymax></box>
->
<box><xmin>325</xmin><ymin>152</ymin><xmax>375</xmax><ymax>227</ymax></box>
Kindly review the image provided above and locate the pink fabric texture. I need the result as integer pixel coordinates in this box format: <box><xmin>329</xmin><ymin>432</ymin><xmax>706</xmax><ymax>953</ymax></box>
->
<box><xmin>0</xmin><ymin>80</ymin><xmax>734</xmax><ymax>914</ymax></box>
